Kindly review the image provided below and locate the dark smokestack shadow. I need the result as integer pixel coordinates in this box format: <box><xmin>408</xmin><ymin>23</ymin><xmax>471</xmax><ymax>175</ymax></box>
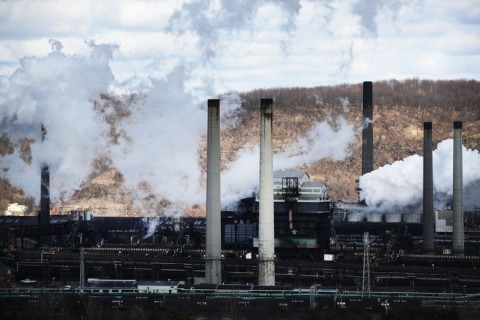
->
<box><xmin>423</xmin><ymin>122</ymin><xmax>434</xmax><ymax>252</ymax></box>
<box><xmin>39</xmin><ymin>125</ymin><xmax>50</xmax><ymax>226</ymax></box>
<box><xmin>362</xmin><ymin>81</ymin><xmax>373</xmax><ymax>176</ymax></box>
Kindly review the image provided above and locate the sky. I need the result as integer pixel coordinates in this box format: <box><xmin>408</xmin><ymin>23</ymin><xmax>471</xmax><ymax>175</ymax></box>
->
<box><xmin>0</xmin><ymin>0</ymin><xmax>479</xmax><ymax>93</ymax></box>
<box><xmin>1</xmin><ymin>0</ymin><xmax>479</xmax><ymax>215</ymax></box>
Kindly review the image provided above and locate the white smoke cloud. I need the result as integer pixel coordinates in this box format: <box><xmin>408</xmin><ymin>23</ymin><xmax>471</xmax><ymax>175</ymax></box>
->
<box><xmin>359</xmin><ymin>139</ymin><xmax>480</xmax><ymax>212</ymax></box>
<box><xmin>0</xmin><ymin>0</ymin><xmax>434</xmax><ymax>215</ymax></box>
<box><xmin>363</xmin><ymin>117</ymin><xmax>374</xmax><ymax>128</ymax></box>
<box><xmin>0</xmin><ymin>40</ymin><xmax>114</xmax><ymax>201</ymax></box>
<box><xmin>338</xmin><ymin>97</ymin><xmax>350</xmax><ymax>112</ymax></box>
<box><xmin>275</xmin><ymin>116</ymin><xmax>356</xmax><ymax>168</ymax></box>
<box><xmin>167</xmin><ymin>0</ymin><xmax>304</xmax><ymax>60</ymax></box>
<box><xmin>108</xmin><ymin>65</ymin><xmax>207</xmax><ymax>212</ymax></box>
<box><xmin>221</xmin><ymin>145</ymin><xmax>260</xmax><ymax>205</ymax></box>
<box><xmin>221</xmin><ymin>115</ymin><xmax>356</xmax><ymax>205</ymax></box>
<box><xmin>219</xmin><ymin>91</ymin><xmax>242</xmax><ymax>129</ymax></box>
<box><xmin>1</xmin><ymin>37</ymin><xmax>358</xmax><ymax>213</ymax></box>
<box><xmin>0</xmin><ymin>43</ymin><xmax>213</xmax><ymax>214</ymax></box>
<box><xmin>142</xmin><ymin>216</ymin><xmax>160</xmax><ymax>239</ymax></box>
<box><xmin>352</xmin><ymin>0</ymin><xmax>413</xmax><ymax>37</ymax></box>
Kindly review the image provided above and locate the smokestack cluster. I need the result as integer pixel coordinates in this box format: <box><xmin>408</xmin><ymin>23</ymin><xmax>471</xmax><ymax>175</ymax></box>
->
<box><xmin>258</xmin><ymin>98</ymin><xmax>275</xmax><ymax>286</ymax></box>
<box><xmin>423</xmin><ymin>121</ymin><xmax>465</xmax><ymax>254</ymax></box>
<box><xmin>205</xmin><ymin>99</ymin><xmax>222</xmax><ymax>284</ymax></box>
<box><xmin>452</xmin><ymin>121</ymin><xmax>464</xmax><ymax>254</ymax></box>
<box><xmin>423</xmin><ymin>122</ymin><xmax>434</xmax><ymax>252</ymax></box>
<box><xmin>362</xmin><ymin>81</ymin><xmax>374</xmax><ymax>175</ymax></box>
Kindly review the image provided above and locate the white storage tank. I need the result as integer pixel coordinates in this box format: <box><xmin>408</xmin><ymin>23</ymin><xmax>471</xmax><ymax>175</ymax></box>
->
<box><xmin>403</xmin><ymin>213</ymin><xmax>422</xmax><ymax>223</ymax></box>
<box><xmin>385</xmin><ymin>213</ymin><xmax>402</xmax><ymax>223</ymax></box>
<box><xmin>347</xmin><ymin>212</ymin><xmax>363</xmax><ymax>222</ymax></box>
<box><xmin>367</xmin><ymin>212</ymin><xmax>383</xmax><ymax>222</ymax></box>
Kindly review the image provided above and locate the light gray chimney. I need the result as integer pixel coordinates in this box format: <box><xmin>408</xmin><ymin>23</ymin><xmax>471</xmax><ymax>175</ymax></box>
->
<box><xmin>258</xmin><ymin>98</ymin><xmax>275</xmax><ymax>286</ymax></box>
<box><xmin>205</xmin><ymin>99</ymin><xmax>222</xmax><ymax>284</ymax></box>
<box><xmin>423</xmin><ymin>122</ymin><xmax>434</xmax><ymax>252</ymax></box>
<box><xmin>452</xmin><ymin>121</ymin><xmax>464</xmax><ymax>254</ymax></box>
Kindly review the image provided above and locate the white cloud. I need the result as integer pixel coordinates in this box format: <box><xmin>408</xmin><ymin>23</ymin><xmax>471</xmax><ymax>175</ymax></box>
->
<box><xmin>360</xmin><ymin>139</ymin><xmax>480</xmax><ymax>212</ymax></box>
<box><xmin>1</xmin><ymin>0</ymin><xmax>479</xmax><ymax>90</ymax></box>
<box><xmin>0</xmin><ymin>0</ymin><xmax>479</xmax><ymax>213</ymax></box>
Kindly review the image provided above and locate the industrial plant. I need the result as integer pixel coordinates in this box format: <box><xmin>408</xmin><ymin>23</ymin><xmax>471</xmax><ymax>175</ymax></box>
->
<box><xmin>1</xmin><ymin>82</ymin><xmax>480</xmax><ymax>318</ymax></box>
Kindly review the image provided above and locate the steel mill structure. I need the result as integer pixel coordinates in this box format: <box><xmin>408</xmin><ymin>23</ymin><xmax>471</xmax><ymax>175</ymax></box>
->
<box><xmin>1</xmin><ymin>84</ymin><xmax>480</xmax><ymax>317</ymax></box>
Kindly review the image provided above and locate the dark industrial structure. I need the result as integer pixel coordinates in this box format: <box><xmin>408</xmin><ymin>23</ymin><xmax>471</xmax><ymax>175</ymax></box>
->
<box><xmin>423</xmin><ymin>121</ymin><xmax>434</xmax><ymax>252</ymax></box>
<box><xmin>1</xmin><ymin>89</ymin><xmax>480</xmax><ymax>318</ymax></box>
<box><xmin>361</xmin><ymin>81</ymin><xmax>374</xmax><ymax>176</ymax></box>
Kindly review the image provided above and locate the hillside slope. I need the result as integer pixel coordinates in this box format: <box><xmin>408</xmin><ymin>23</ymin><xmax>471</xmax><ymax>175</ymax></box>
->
<box><xmin>1</xmin><ymin>79</ymin><xmax>480</xmax><ymax>216</ymax></box>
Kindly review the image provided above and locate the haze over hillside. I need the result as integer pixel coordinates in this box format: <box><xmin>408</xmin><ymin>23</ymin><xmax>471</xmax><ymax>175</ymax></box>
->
<box><xmin>1</xmin><ymin>79</ymin><xmax>480</xmax><ymax>217</ymax></box>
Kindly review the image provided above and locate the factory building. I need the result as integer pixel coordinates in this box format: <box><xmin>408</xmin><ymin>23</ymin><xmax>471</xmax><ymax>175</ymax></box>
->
<box><xmin>222</xmin><ymin>171</ymin><xmax>332</xmax><ymax>257</ymax></box>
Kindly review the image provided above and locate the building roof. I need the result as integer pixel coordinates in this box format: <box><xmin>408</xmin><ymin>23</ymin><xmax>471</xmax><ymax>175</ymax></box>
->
<box><xmin>273</xmin><ymin>171</ymin><xmax>309</xmax><ymax>179</ymax></box>
<box><xmin>301</xmin><ymin>182</ymin><xmax>326</xmax><ymax>188</ymax></box>
<box><xmin>138</xmin><ymin>280</ymin><xmax>181</xmax><ymax>287</ymax></box>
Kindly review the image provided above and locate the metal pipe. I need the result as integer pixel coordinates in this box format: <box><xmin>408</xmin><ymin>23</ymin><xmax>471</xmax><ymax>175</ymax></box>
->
<box><xmin>362</xmin><ymin>81</ymin><xmax>374</xmax><ymax>175</ymax></box>
<box><xmin>423</xmin><ymin>122</ymin><xmax>434</xmax><ymax>252</ymax></box>
<box><xmin>205</xmin><ymin>99</ymin><xmax>222</xmax><ymax>284</ymax></box>
<box><xmin>289</xmin><ymin>209</ymin><xmax>293</xmax><ymax>230</ymax></box>
<box><xmin>452</xmin><ymin>121</ymin><xmax>464</xmax><ymax>254</ymax></box>
<box><xmin>258</xmin><ymin>98</ymin><xmax>275</xmax><ymax>286</ymax></box>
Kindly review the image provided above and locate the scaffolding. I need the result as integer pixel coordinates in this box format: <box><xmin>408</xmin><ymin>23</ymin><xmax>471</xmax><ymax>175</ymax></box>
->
<box><xmin>362</xmin><ymin>232</ymin><xmax>371</xmax><ymax>298</ymax></box>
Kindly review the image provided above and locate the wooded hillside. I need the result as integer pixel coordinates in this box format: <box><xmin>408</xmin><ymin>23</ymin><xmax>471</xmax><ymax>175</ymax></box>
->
<box><xmin>1</xmin><ymin>79</ymin><xmax>480</xmax><ymax>215</ymax></box>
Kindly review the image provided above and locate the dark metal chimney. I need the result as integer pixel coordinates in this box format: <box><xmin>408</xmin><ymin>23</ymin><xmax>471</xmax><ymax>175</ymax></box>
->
<box><xmin>362</xmin><ymin>81</ymin><xmax>374</xmax><ymax>175</ymax></box>
<box><xmin>422</xmin><ymin>122</ymin><xmax>434</xmax><ymax>252</ymax></box>
<box><xmin>39</xmin><ymin>125</ymin><xmax>50</xmax><ymax>226</ymax></box>
<box><xmin>452</xmin><ymin>121</ymin><xmax>464</xmax><ymax>254</ymax></box>
<box><xmin>205</xmin><ymin>99</ymin><xmax>222</xmax><ymax>284</ymax></box>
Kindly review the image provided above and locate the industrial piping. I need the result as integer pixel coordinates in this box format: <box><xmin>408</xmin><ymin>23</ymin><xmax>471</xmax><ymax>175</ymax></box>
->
<box><xmin>258</xmin><ymin>98</ymin><xmax>275</xmax><ymax>286</ymax></box>
<box><xmin>205</xmin><ymin>99</ymin><xmax>222</xmax><ymax>284</ymax></box>
<box><xmin>423</xmin><ymin>122</ymin><xmax>434</xmax><ymax>252</ymax></box>
<box><xmin>362</xmin><ymin>81</ymin><xmax>374</xmax><ymax>175</ymax></box>
<box><xmin>452</xmin><ymin>121</ymin><xmax>464</xmax><ymax>254</ymax></box>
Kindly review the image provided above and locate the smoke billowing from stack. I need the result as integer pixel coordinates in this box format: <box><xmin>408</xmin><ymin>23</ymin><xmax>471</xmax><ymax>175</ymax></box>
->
<box><xmin>423</xmin><ymin>122</ymin><xmax>434</xmax><ymax>252</ymax></box>
<box><xmin>205</xmin><ymin>99</ymin><xmax>222</xmax><ymax>284</ymax></box>
<box><xmin>258</xmin><ymin>98</ymin><xmax>275</xmax><ymax>286</ymax></box>
<box><xmin>452</xmin><ymin>121</ymin><xmax>464</xmax><ymax>254</ymax></box>
<box><xmin>362</xmin><ymin>81</ymin><xmax>374</xmax><ymax>175</ymax></box>
<box><xmin>39</xmin><ymin>125</ymin><xmax>50</xmax><ymax>226</ymax></box>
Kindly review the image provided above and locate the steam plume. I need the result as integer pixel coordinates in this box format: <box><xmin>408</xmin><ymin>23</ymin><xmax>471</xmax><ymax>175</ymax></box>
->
<box><xmin>221</xmin><ymin>115</ymin><xmax>356</xmax><ymax>205</ymax></box>
<box><xmin>359</xmin><ymin>139</ymin><xmax>480</xmax><ymax>212</ymax></box>
<box><xmin>0</xmin><ymin>41</ymin><xmax>113</xmax><ymax>201</ymax></box>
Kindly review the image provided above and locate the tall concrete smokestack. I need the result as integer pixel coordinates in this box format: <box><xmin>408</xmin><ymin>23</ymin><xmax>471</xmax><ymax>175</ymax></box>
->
<box><xmin>258</xmin><ymin>98</ymin><xmax>275</xmax><ymax>286</ymax></box>
<box><xmin>423</xmin><ymin>122</ymin><xmax>434</xmax><ymax>252</ymax></box>
<box><xmin>362</xmin><ymin>81</ymin><xmax>374</xmax><ymax>175</ymax></box>
<box><xmin>39</xmin><ymin>125</ymin><xmax>50</xmax><ymax>226</ymax></box>
<box><xmin>452</xmin><ymin>121</ymin><xmax>464</xmax><ymax>254</ymax></box>
<box><xmin>205</xmin><ymin>99</ymin><xmax>222</xmax><ymax>284</ymax></box>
